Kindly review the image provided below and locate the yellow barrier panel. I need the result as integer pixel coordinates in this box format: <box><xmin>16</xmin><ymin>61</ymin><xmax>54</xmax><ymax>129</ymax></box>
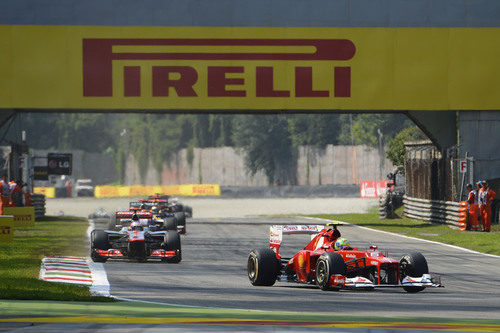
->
<box><xmin>94</xmin><ymin>184</ymin><xmax>220</xmax><ymax>197</ymax></box>
<box><xmin>160</xmin><ymin>185</ymin><xmax>181</xmax><ymax>196</ymax></box>
<box><xmin>179</xmin><ymin>184</ymin><xmax>221</xmax><ymax>196</ymax></box>
<box><xmin>33</xmin><ymin>187</ymin><xmax>55</xmax><ymax>198</ymax></box>
<box><xmin>118</xmin><ymin>186</ymin><xmax>130</xmax><ymax>197</ymax></box>
<box><xmin>0</xmin><ymin>215</ymin><xmax>14</xmax><ymax>242</ymax></box>
<box><xmin>94</xmin><ymin>185</ymin><xmax>120</xmax><ymax>198</ymax></box>
<box><xmin>3</xmin><ymin>207</ymin><xmax>35</xmax><ymax>227</ymax></box>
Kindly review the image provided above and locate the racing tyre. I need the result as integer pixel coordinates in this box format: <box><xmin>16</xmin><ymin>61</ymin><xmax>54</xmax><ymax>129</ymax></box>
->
<box><xmin>107</xmin><ymin>214</ymin><xmax>118</xmax><ymax>231</ymax></box>
<box><xmin>315</xmin><ymin>252</ymin><xmax>346</xmax><ymax>291</ymax></box>
<box><xmin>164</xmin><ymin>217</ymin><xmax>177</xmax><ymax>231</ymax></box>
<box><xmin>399</xmin><ymin>252</ymin><xmax>429</xmax><ymax>293</ymax></box>
<box><xmin>247</xmin><ymin>248</ymin><xmax>280</xmax><ymax>286</ymax></box>
<box><xmin>163</xmin><ymin>231</ymin><xmax>182</xmax><ymax>263</ymax></box>
<box><xmin>90</xmin><ymin>230</ymin><xmax>109</xmax><ymax>263</ymax></box>
<box><xmin>174</xmin><ymin>212</ymin><xmax>186</xmax><ymax>234</ymax></box>
<box><xmin>184</xmin><ymin>206</ymin><xmax>193</xmax><ymax>218</ymax></box>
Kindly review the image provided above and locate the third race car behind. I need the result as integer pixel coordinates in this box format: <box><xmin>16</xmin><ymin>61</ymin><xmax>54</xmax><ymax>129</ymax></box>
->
<box><xmin>248</xmin><ymin>223</ymin><xmax>442</xmax><ymax>293</ymax></box>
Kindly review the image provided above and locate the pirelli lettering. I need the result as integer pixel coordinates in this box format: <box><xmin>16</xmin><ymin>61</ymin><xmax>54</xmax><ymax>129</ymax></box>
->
<box><xmin>0</xmin><ymin>226</ymin><xmax>11</xmax><ymax>235</ymax></box>
<box><xmin>82</xmin><ymin>38</ymin><xmax>355</xmax><ymax>99</ymax></box>
<box><xmin>14</xmin><ymin>215</ymin><xmax>32</xmax><ymax>222</ymax></box>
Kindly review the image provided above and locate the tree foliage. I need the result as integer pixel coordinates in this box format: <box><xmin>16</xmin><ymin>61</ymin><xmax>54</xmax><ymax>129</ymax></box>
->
<box><xmin>12</xmin><ymin>112</ymin><xmax>423</xmax><ymax>184</ymax></box>
<box><xmin>232</xmin><ymin>115</ymin><xmax>296</xmax><ymax>185</ymax></box>
<box><xmin>386</xmin><ymin>126</ymin><xmax>427</xmax><ymax>166</ymax></box>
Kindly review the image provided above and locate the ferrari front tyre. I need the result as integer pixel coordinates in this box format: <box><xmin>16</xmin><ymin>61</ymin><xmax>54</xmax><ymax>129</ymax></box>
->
<box><xmin>315</xmin><ymin>252</ymin><xmax>346</xmax><ymax>291</ymax></box>
<box><xmin>247</xmin><ymin>248</ymin><xmax>279</xmax><ymax>286</ymax></box>
<box><xmin>399</xmin><ymin>252</ymin><xmax>429</xmax><ymax>293</ymax></box>
<box><xmin>163</xmin><ymin>231</ymin><xmax>182</xmax><ymax>263</ymax></box>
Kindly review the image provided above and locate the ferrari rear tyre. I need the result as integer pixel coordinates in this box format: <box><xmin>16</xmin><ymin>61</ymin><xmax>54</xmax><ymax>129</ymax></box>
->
<box><xmin>247</xmin><ymin>248</ymin><xmax>279</xmax><ymax>286</ymax></box>
<box><xmin>163</xmin><ymin>231</ymin><xmax>182</xmax><ymax>263</ymax></box>
<box><xmin>399</xmin><ymin>252</ymin><xmax>429</xmax><ymax>293</ymax></box>
<box><xmin>315</xmin><ymin>252</ymin><xmax>346</xmax><ymax>291</ymax></box>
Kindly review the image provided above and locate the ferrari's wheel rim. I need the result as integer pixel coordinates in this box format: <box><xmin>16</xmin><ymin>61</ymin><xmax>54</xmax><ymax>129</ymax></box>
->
<box><xmin>400</xmin><ymin>259</ymin><xmax>409</xmax><ymax>280</ymax></box>
<box><xmin>317</xmin><ymin>260</ymin><xmax>328</xmax><ymax>285</ymax></box>
<box><xmin>248</xmin><ymin>255</ymin><xmax>257</xmax><ymax>281</ymax></box>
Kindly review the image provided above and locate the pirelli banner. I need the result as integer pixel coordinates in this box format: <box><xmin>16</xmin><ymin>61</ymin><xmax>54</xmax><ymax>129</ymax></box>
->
<box><xmin>3</xmin><ymin>207</ymin><xmax>35</xmax><ymax>228</ymax></box>
<box><xmin>1</xmin><ymin>26</ymin><xmax>500</xmax><ymax>111</ymax></box>
<box><xmin>94</xmin><ymin>184</ymin><xmax>221</xmax><ymax>198</ymax></box>
<box><xmin>0</xmin><ymin>215</ymin><xmax>14</xmax><ymax>242</ymax></box>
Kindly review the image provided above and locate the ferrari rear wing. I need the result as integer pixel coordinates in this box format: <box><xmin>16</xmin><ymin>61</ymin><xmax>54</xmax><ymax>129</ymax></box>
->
<box><xmin>270</xmin><ymin>225</ymin><xmax>325</xmax><ymax>257</ymax></box>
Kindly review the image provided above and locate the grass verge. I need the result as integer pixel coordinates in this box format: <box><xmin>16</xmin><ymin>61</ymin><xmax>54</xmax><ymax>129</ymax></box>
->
<box><xmin>1</xmin><ymin>299</ymin><xmax>500</xmax><ymax>327</ymax></box>
<box><xmin>0</xmin><ymin>216</ymin><xmax>111</xmax><ymax>301</ymax></box>
<box><xmin>309</xmin><ymin>207</ymin><xmax>500</xmax><ymax>256</ymax></box>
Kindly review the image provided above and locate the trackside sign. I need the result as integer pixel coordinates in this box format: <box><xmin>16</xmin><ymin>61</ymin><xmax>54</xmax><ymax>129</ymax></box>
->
<box><xmin>82</xmin><ymin>38</ymin><xmax>354</xmax><ymax>99</ymax></box>
<box><xmin>0</xmin><ymin>216</ymin><xmax>14</xmax><ymax>242</ymax></box>
<box><xmin>1</xmin><ymin>26</ymin><xmax>500</xmax><ymax>110</ymax></box>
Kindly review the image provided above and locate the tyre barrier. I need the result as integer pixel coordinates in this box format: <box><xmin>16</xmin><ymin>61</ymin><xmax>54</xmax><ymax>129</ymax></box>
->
<box><xmin>31</xmin><ymin>193</ymin><xmax>46</xmax><ymax>219</ymax></box>
<box><xmin>403</xmin><ymin>196</ymin><xmax>460</xmax><ymax>227</ymax></box>
<box><xmin>379</xmin><ymin>191</ymin><xmax>404</xmax><ymax>219</ymax></box>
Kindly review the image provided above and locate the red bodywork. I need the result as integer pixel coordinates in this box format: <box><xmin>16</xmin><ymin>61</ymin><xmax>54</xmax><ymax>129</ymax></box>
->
<box><xmin>115</xmin><ymin>208</ymin><xmax>152</xmax><ymax>223</ymax></box>
<box><xmin>97</xmin><ymin>248</ymin><xmax>177</xmax><ymax>259</ymax></box>
<box><xmin>274</xmin><ymin>226</ymin><xmax>400</xmax><ymax>287</ymax></box>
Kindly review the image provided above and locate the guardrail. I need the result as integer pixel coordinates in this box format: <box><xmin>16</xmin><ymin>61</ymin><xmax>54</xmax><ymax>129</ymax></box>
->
<box><xmin>31</xmin><ymin>193</ymin><xmax>46</xmax><ymax>219</ymax></box>
<box><xmin>403</xmin><ymin>196</ymin><xmax>460</xmax><ymax>227</ymax></box>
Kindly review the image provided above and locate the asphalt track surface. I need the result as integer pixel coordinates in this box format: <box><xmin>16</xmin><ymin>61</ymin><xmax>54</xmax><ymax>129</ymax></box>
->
<box><xmin>53</xmin><ymin>197</ymin><xmax>497</xmax><ymax>322</ymax></box>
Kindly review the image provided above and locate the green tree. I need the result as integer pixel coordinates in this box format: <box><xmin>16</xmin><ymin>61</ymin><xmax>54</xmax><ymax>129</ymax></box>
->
<box><xmin>386</xmin><ymin>126</ymin><xmax>427</xmax><ymax>166</ymax></box>
<box><xmin>337</xmin><ymin>114</ymin><xmax>413</xmax><ymax>147</ymax></box>
<box><xmin>232</xmin><ymin>115</ymin><xmax>296</xmax><ymax>185</ymax></box>
<box><xmin>288</xmin><ymin>114</ymin><xmax>341</xmax><ymax>147</ymax></box>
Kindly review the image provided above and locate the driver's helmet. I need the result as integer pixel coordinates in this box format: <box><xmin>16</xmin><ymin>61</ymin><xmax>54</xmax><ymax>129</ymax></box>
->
<box><xmin>334</xmin><ymin>237</ymin><xmax>351</xmax><ymax>250</ymax></box>
<box><xmin>129</xmin><ymin>220</ymin><xmax>143</xmax><ymax>231</ymax></box>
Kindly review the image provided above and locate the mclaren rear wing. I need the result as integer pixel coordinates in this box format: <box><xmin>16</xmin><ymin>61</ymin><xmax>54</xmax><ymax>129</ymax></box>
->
<box><xmin>270</xmin><ymin>225</ymin><xmax>325</xmax><ymax>257</ymax></box>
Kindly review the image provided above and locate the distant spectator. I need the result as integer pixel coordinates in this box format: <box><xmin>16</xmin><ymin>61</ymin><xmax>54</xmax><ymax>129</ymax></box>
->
<box><xmin>466</xmin><ymin>183</ymin><xmax>480</xmax><ymax>231</ymax></box>
<box><xmin>9</xmin><ymin>179</ymin><xmax>24</xmax><ymax>207</ymax></box>
<box><xmin>0</xmin><ymin>174</ymin><xmax>10</xmax><ymax>197</ymax></box>
<box><xmin>65</xmin><ymin>178</ymin><xmax>73</xmax><ymax>198</ymax></box>
<box><xmin>0</xmin><ymin>174</ymin><xmax>11</xmax><ymax>208</ymax></box>
<box><xmin>478</xmin><ymin>180</ymin><xmax>496</xmax><ymax>232</ymax></box>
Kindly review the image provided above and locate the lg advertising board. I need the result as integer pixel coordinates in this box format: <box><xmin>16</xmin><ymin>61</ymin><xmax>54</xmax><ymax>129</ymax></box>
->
<box><xmin>47</xmin><ymin>153</ymin><xmax>72</xmax><ymax>175</ymax></box>
<box><xmin>1</xmin><ymin>26</ymin><xmax>500</xmax><ymax>111</ymax></box>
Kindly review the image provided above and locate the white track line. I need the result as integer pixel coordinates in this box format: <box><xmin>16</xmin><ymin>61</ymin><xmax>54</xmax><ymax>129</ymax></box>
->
<box><xmin>87</xmin><ymin>219</ymin><xmax>110</xmax><ymax>296</ymax></box>
<box><xmin>302</xmin><ymin>216</ymin><xmax>500</xmax><ymax>259</ymax></box>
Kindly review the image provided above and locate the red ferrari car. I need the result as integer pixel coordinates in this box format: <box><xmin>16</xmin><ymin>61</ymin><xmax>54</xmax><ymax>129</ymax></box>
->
<box><xmin>247</xmin><ymin>223</ymin><xmax>442</xmax><ymax>292</ymax></box>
